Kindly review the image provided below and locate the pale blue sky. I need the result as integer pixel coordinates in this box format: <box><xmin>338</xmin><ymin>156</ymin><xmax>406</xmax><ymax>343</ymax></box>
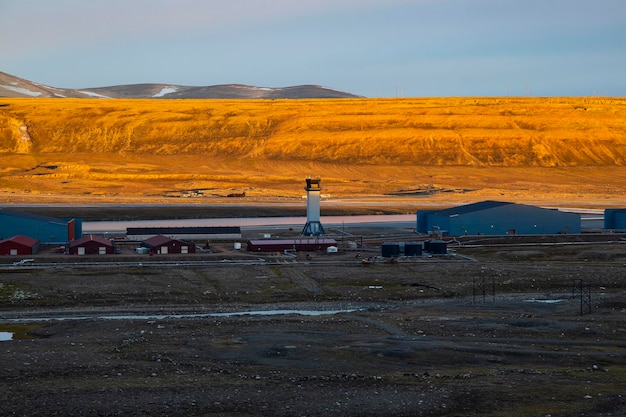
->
<box><xmin>1</xmin><ymin>0</ymin><xmax>625</xmax><ymax>97</ymax></box>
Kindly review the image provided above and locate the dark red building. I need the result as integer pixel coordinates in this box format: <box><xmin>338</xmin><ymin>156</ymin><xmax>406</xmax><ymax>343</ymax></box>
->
<box><xmin>246</xmin><ymin>238</ymin><xmax>337</xmax><ymax>252</ymax></box>
<box><xmin>0</xmin><ymin>235</ymin><xmax>40</xmax><ymax>255</ymax></box>
<box><xmin>69</xmin><ymin>235</ymin><xmax>115</xmax><ymax>255</ymax></box>
<box><xmin>141</xmin><ymin>235</ymin><xmax>196</xmax><ymax>254</ymax></box>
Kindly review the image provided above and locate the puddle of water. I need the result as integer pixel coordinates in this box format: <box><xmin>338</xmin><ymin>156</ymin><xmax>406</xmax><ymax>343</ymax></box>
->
<box><xmin>2</xmin><ymin>309</ymin><xmax>358</xmax><ymax>323</ymax></box>
<box><xmin>523</xmin><ymin>299</ymin><xmax>565</xmax><ymax>304</ymax></box>
<box><xmin>0</xmin><ymin>332</ymin><xmax>13</xmax><ymax>341</ymax></box>
<box><xmin>208</xmin><ymin>309</ymin><xmax>357</xmax><ymax>317</ymax></box>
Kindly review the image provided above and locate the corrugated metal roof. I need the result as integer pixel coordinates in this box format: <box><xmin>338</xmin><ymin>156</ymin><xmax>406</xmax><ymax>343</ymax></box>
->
<box><xmin>0</xmin><ymin>235</ymin><xmax>39</xmax><ymax>246</ymax></box>
<box><xmin>142</xmin><ymin>234</ymin><xmax>188</xmax><ymax>247</ymax></box>
<box><xmin>0</xmin><ymin>209</ymin><xmax>70</xmax><ymax>225</ymax></box>
<box><xmin>435</xmin><ymin>200</ymin><xmax>512</xmax><ymax>216</ymax></box>
<box><xmin>70</xmin><ymin>234</ymin><xmax>113</xmax><ymax>247</ymax></box>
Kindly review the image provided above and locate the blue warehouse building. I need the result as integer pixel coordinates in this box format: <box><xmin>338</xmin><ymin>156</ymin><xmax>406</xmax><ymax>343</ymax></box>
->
<box><xmin>604</xmin><ymin>209</ymin><xmax>626</xmax><ymax>230</ymax></box>
<box><xmin>0</xmin><ymin>209</ymin><xmax>82</xmax><ymax>245</ymax></box>
<box><xmin>417</xmin><ymin>201</ymin><xmax>580</xmax><ymax>236</ymax></box>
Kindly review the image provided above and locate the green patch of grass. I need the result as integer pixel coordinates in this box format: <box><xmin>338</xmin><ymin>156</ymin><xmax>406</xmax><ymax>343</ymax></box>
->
<box><xmin>0</xmin><ymin>323</ymin><xmax>47</xmax><ymax>339</ymax></box>
<box><xmin>270</xmin><ymin>266</ymin><xmax>284</xmax><ymax>278</ymax></box>
<box><xmin>0</xmin><ymin>281</ymin><xmax>39</xmax><ymax>303</ymax></box>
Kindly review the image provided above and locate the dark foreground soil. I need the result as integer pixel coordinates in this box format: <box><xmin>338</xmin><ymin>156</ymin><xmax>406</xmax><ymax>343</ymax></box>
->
<box><xmin>1</xmin><ymin>228</ymin><xmax>625</xmax><ymax>416</ymax></box>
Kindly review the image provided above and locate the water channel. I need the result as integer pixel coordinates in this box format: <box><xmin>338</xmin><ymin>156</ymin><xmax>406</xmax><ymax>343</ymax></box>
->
<box><xmin>0</xmin><ymin>308</ymin><xmax>359</xmax><ymax>325</ymax></box>
<box><xmin>82</xmin><ymin>214</ymin><xmax>418</xmax><ymax>234</ymax></box>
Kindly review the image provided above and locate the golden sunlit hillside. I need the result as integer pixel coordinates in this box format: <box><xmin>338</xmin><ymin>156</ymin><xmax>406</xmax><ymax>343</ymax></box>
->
<box><xmin>0</xmin><ymin>97</ymin><xmax>625</xmax><ymax>207</ymax></box>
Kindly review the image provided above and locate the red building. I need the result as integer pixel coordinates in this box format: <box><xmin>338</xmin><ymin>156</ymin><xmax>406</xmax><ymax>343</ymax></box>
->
<box><xmin>69</xmin><ymin>235</ymin><xmax>115</xmax><ymax>255</ymax></box>
<box><xmin>141</xmin><ymin>235</ymin><xmax>196</xmax><ymax>254</ymax></box>
<box><xmin>0</xmin><ymin>235</ymin><xmax>40</xmax><ymax>255</ymax></box>
<box><xmin>246</xmin><ymin>238</ymin><xmax>337</xmax><ymax>252</ymax></box>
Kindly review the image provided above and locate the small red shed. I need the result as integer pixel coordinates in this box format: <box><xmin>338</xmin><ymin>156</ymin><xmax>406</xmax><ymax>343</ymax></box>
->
<box><xmin>0</xmin><ymin>235</ymin><xmax>40</xmax><ymax>255</ymax></box>
<box><xmin>141</xmin><ymin>235</ymin><xmax>196</xmax><ymax>254</ymax></box>
<box><xmin>69</xmin><ymin>235</ymin><xmax>115</xmax><ymax>255</ymax></box>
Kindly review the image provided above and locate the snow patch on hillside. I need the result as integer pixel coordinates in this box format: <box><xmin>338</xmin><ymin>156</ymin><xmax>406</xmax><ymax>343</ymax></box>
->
<box><xmin>79</xmin><ymin>91</ymin><xmax>110</xmax><ymax>98</ymax></box>
<box><xmin>153</xmin><ymin>86</ymin><xmax>178</xmax><ymax>97</ymax></box>
<box><xmin>0</xmin><ymin>84</ymin><xmax>42</xmax><ymax>97</ymax></box>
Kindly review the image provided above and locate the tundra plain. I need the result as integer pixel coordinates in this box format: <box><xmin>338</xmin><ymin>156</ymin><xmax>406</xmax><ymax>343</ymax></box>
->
<box><xmin>0</xmin><ymin>97</ymin><xmax>625</xmax><ymax>207</ymax></box>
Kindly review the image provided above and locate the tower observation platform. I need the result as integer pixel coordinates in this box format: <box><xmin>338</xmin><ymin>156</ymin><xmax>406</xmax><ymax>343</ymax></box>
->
<box><xmin>301</xmin><ymin>177</ymin><xmax>326</xmax><ymax>236</ymax></box>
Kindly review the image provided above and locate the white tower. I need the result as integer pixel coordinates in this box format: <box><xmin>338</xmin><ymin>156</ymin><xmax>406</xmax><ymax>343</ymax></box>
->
<box><xmin>302</xmin><ymin>177</ymin><xmax>325</xmax><ymax>236</ymax></box>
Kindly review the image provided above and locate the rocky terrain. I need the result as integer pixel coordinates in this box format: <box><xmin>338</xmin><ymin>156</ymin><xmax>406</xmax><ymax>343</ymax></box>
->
<box><xmin>0</xmin><ymin>225</ymin><xmax>625</xmax><ymax>416</ymax></box>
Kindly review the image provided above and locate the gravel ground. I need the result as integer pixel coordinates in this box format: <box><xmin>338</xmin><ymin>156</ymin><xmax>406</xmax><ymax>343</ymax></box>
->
<box><xmin>1</xmin><ymin>236</ymin><xmax>625</xmax><ymax>416</ymax></box>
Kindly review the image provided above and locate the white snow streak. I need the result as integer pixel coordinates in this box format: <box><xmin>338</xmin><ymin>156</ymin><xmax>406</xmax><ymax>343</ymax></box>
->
<box><xmin>153</xmin><ymin>86</ymin><xmax>178</xmax><ymax>97</ymax></box>
<box><xmin>79</xmin><ymin>90</ymin><xmax>110</xmax><ymax>98</ymax></box>
<box><xmin>0</xmin><ymin>84</ymin><xmax>42</xmax><ymax>97</ymax></box>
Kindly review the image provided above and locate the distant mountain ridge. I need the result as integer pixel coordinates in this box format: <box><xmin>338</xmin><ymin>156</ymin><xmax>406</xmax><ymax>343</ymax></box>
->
<box><xmin>0</xmin><ymin>71</ymin><xmax>362</xmax><ymax>99</ymax></box>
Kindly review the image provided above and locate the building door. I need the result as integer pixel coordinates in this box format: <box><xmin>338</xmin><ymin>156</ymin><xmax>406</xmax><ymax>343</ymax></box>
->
<box><xmin>181</xmin><ymin>246</ymin><xmax>188</xmax><ymax>254</ymax></box>
<box><xmin>10</xmin><ymin>249</ymin><xmax>17</xmax><ymax>256</ymax></box>
<box><xmin>160</xmin><ymin>246</ymin><xmax>168</xmax><ymax>254</ymax></box>
<box><xmin>78</xmin><ymin>247</ymin><xmax>85</xmax><ymax>255</ymax></box>
<box><xmin>99</xmin><ymin>247</ymin><xmax>107</xmax><ymax>255</ymax></box>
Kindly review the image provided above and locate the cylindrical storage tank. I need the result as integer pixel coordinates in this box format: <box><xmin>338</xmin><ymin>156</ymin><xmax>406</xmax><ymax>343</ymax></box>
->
<box><xmin>381</xmin><ymin>242</ymin><xmax>400</xmax><ymax>258</ymax></box>
<box><xmin>347</xmin><ymin>241</ymin><xmax>358</xmax><ymax>250</ymax></box>
<box><xmin>404</xmin><ymin>242</ymin><xmax>423</xmax><ymax>256</ymax></box>
<box><xmin>427</xmin><ymin>239</ymin><xmax>447</xmax><ymax>254</ymax></box>
<box><xmin>233</xmin><ymin>242</ymin><xmax>242</xmax><ymax>250</ymax></box>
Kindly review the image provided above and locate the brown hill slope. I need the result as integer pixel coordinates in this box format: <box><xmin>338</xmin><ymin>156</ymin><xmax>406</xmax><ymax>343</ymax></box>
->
<box><xmin>0</xmin><ymin>97</ymin><xmax>625</xmax><ymax>204</ymax></box>
<box><xmin>0</xmin><ymin>71</ymin><xmax>77</xmax><ymax>98</ymax></box>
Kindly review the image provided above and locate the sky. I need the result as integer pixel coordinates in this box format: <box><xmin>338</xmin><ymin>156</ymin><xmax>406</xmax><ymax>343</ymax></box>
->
<box><xmin>1</xmin><ymin>0</ymin><xmax>625</xmax><ymax>97</ymax></box>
